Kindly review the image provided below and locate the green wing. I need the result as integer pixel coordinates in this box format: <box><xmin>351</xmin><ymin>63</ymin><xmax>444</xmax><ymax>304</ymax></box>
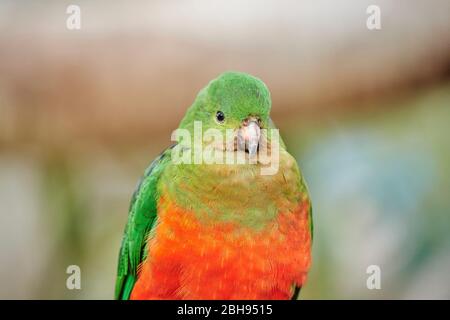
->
<box><xmin>114</xmin><ymin>146</ymin><xmax>173</xmax><ymax>300</ymax></box>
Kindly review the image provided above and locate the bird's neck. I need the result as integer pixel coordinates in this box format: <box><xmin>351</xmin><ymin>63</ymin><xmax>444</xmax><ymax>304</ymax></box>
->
<box><xmin>159</xmin><ymin>149</ymin><xmax>303</xmax><ymax>230</ymax></box>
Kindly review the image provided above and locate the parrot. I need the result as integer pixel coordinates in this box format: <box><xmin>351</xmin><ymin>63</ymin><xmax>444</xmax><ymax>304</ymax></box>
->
<box><xmin>115</xmin><ymin>71</ymin><xmax>313</xmax><ymax>300</ymax></box>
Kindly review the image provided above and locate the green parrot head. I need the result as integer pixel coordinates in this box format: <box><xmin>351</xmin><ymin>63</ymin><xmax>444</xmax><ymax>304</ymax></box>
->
<box><xmin>178</xmin><ymin>71</ymin><xmax>272</xmax><ymax>156</ymax></box>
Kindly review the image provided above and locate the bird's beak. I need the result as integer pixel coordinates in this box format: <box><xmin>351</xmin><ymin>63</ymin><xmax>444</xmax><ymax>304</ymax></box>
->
<box><xmin>237</xmin><ymin>118</ymin><xmax>261</xmax><ymax>157</ymax></box>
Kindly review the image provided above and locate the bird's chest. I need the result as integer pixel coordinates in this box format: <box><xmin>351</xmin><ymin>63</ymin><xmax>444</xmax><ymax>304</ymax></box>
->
<box><xmin>161</xmin><ymin>157</ymin><xmax>303</xmax><ymax>229</ymax></box>
<box><xmin>132</xmin><ymin>198</ymin><xmax>311</xmax><ymax>299</ymax></box>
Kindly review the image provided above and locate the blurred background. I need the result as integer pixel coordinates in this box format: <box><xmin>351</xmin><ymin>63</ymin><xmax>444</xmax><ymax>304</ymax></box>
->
<box><xmin>0</xmin><ymin>0</ymin><xmax>449</xmax><ymax>299</ymax></box>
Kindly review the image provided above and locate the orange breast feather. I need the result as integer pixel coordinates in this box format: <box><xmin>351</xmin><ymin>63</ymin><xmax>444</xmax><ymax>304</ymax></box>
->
<box><xmin>131</xmin><ymin>198</ymin><xmax>311</xmax><ymax>300</ymax></box>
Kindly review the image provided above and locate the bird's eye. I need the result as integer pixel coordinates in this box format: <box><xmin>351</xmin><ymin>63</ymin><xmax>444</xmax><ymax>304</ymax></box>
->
<box><xmin>215</xmin><ymin>111</ymin><xmax>225</xmax><ymax>123</ymax></box>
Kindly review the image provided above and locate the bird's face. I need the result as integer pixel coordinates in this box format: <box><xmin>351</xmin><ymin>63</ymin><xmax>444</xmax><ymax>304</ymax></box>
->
<box><xmin>212</xmin><ymin>110</ymin><xmax>264</xmax><ymax>157</ymax></box>
<box><xmin>186</xmin><ymin>72</ymin><xmax>272</xmax><ymax>157</ymax></box>
<box><xmin>175</xmin><ymin>72</ymin><xmax>281</xmax><ymax>175</ymax></box>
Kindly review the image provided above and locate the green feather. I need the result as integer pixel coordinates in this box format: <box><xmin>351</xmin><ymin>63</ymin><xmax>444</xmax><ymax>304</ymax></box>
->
<box><xmin>114</xmin><ymin>146</ymin><xmax>173</xmax><ymax>300</ymax></box>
